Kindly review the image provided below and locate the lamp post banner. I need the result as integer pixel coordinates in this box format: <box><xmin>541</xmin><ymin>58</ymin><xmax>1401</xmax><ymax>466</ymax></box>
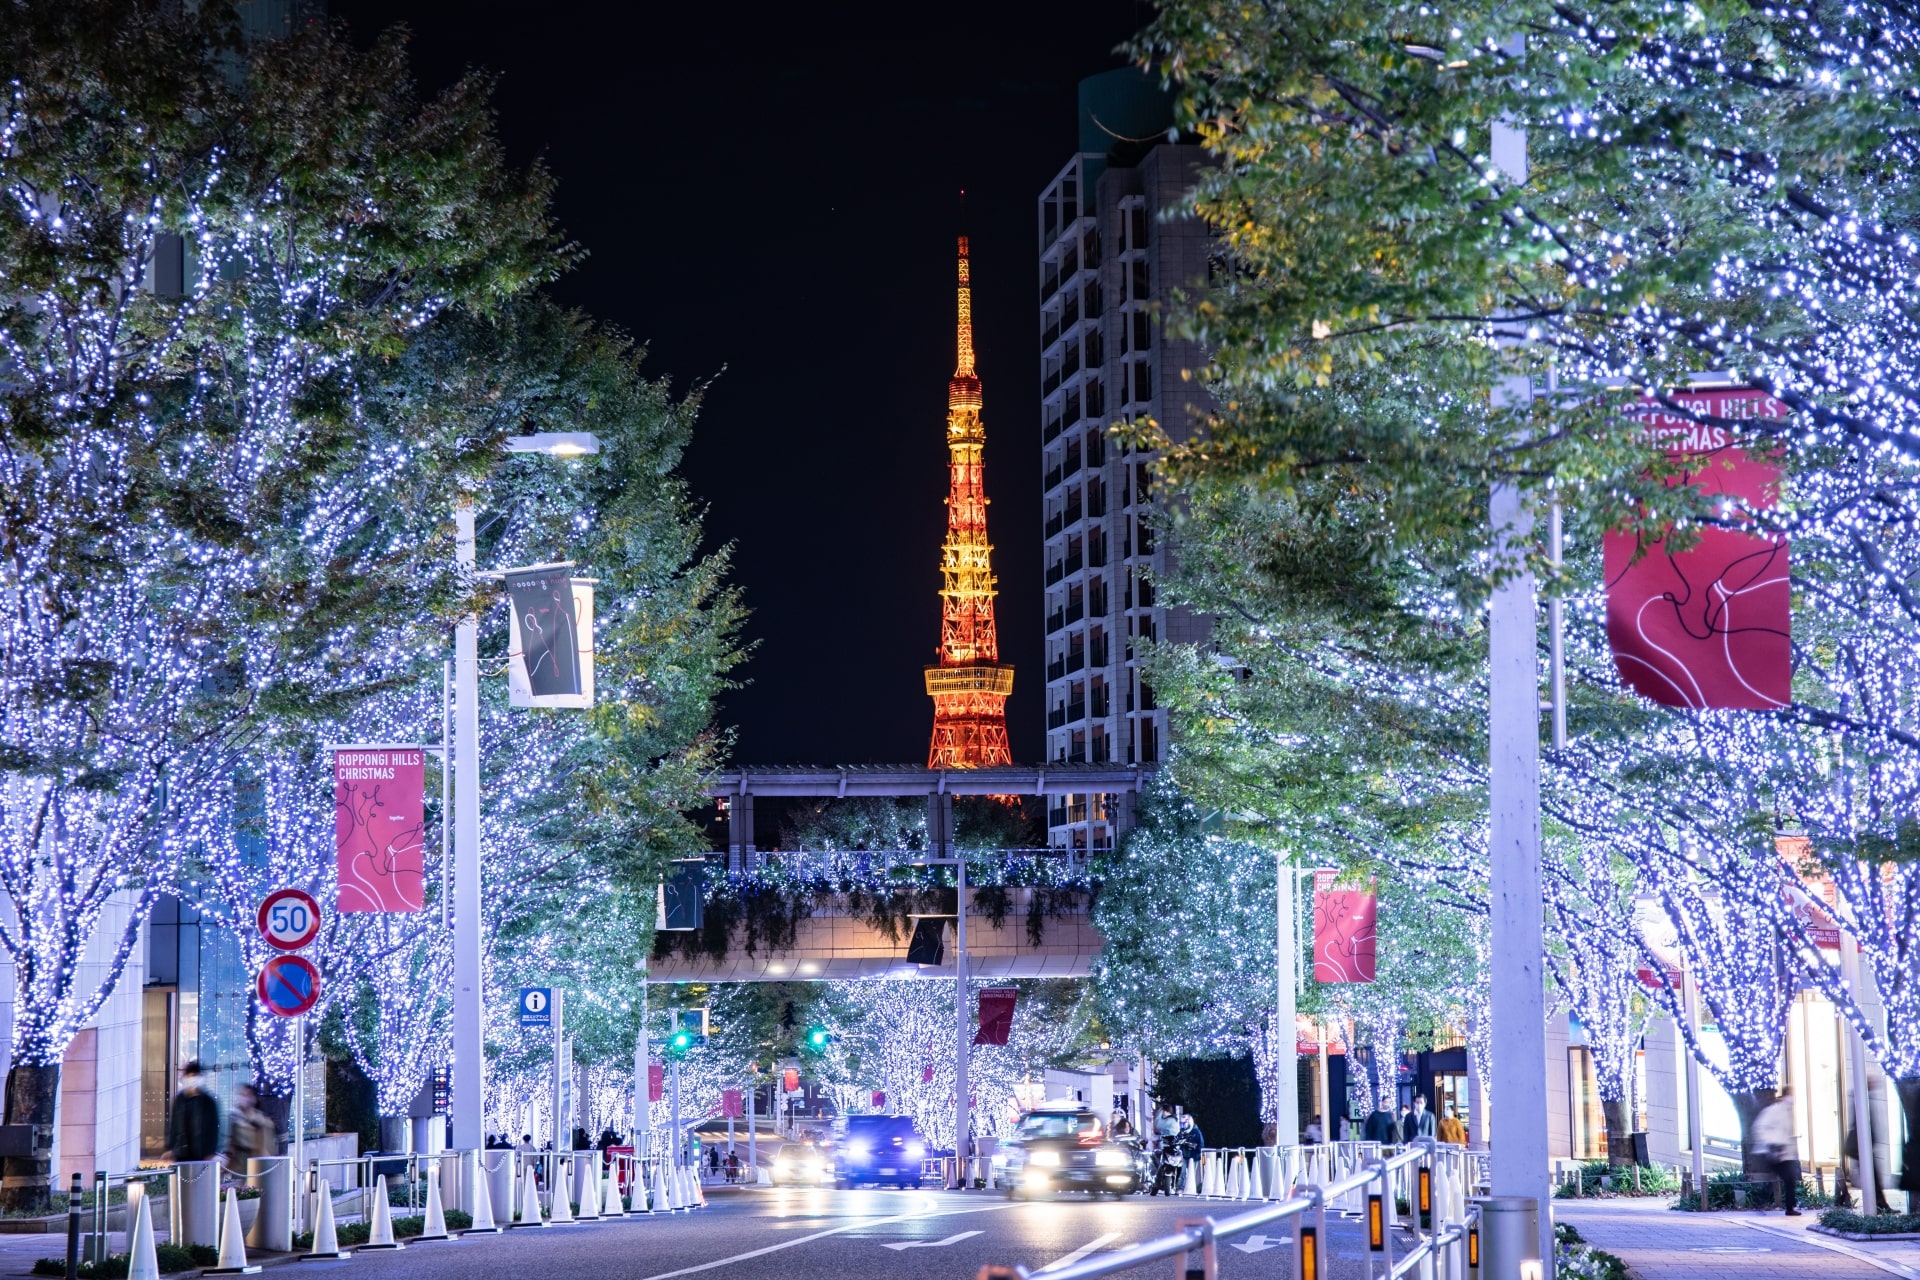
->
<box><xmin>1312</xmin><ymin>870</ymin><xmax>1377</xmax><ymax>983</ymax></box>
<box><xmin>1604</xmin><ymin>389</ymin><xmax>1791</xmax><ymax>710</ymax></box>
<box><xmin>973</xmin><ymin>987</ymin><xmax>1017</xmax><ymax>1046</ymax></box>
<box><xmin>335</xmin><ymin>748</ymin><xmax>426</xmax><ymax>912</ymax></box>
<box><xmin>506</xmin><ymin>569</ymin><xmax>594</xmax><ymax>708</ymax></box>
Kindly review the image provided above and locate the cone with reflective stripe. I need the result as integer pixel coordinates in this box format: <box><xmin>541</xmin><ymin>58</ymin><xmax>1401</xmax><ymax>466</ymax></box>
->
<box><xmin>576</xmin><ymin>1156</ymin><xmax>601</xmax><ymax>1219</ymax></box>
<box><xmin>127</xmin><ymin>1191</ymin><xmax>162</xmax><ymax>1280</ymax></box>
<box><xmin>1227</xmin><ymin>1153</ymin><xmax>1245</xmax><ymax>1200</ymax></box>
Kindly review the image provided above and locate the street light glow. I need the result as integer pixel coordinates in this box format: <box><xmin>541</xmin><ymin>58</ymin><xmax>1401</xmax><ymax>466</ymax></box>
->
<box><xmin>505</xmin><ymin>432</ymin><xmax>601</xmax><ymax>456</ymax></box>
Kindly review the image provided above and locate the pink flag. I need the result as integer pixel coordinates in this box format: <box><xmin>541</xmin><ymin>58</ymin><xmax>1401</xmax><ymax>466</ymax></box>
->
<box><xmin>335</xmin><ymin>749</ymin><xmax>425</xmax><ymax>912</ymax></box>
<box><xmin>1313</xmin><ymin>871</ymin><xmax>1376</xmax><ymax>983</ymax></box>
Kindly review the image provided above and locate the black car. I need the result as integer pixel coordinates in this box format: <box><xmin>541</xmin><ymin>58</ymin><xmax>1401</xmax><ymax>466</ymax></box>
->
<box><xmin>835</xmin><ymin>1115</ymin><xmax>928</xmax><ymax>1188</ymax></box>
<box><xmin>992</xmin><ymin>1105</ymin><xmax>1149</xmax><ymax>1199</ymax></box>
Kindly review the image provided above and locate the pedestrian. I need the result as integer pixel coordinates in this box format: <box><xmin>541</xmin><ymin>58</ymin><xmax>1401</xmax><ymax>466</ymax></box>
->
<box><xmin>1110</xmin><ymin>1108</ymin><xmax>1134</xmax><ymax>1136</ymax></box>
<box><xmin>1396</xmin><ymin>1103</ymin><xmax>1414</xmax><ymax>1144</ymax></box>
<box><xmin>1178</xmin><ymin>1114</ymin><xmax>1205</xmax><ymax>1162</ymax></box>
<box><xmin>1437</xmin><ymin>1106</ymin><xmax>1468</xmax><ymax>1147</ymax></box>
<box><xmin>707</xmin><ymin>1145</ymin><xmax>720</xmax><ymax>1177</ymax></box>
<box><xmin>1752</xmin><ymin>1087</ymin><xmax>1803</xmax><ymax>1216</ymax></box>
<box><xmin>598</xmin><ymin>1128</ymin><xmax>620</xmax><ymax>1151</ymax></box>
<box><xmin>163</xmin><ymin>1061</ymin><xmax>220</xmax><ymax>1163</ymax></box>
<box><xmin>227</xmin><ymin>1084</ymin><xmax>276</xmax><ymax>1168</ymax></box>
<box><xmin>1411</xmin><ymin>1095</ymin><xmax>1437</xmax><ymax>1140</ymax></box>
<box><xmin>726</xmin><ymin>1151</ymin><xmax>741</xmax><ymax>1183</ymax></box>
<box><xmin>1303</xmin><ymin>1115</ymin><xmax>1323</xmax><ymax>1145</ymax></box>
<box><xmin>1362</xmin><ymin>1105</ymin><xmax>1396</xmax><ymax>1145</ymax></box>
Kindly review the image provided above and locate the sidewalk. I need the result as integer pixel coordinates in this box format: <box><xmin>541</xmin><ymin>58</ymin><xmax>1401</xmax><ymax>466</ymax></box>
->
<box><xmin>1557</xmin><ymin>1195</ymin><xmax>1917</xmax><ymax>1280</ymax></box>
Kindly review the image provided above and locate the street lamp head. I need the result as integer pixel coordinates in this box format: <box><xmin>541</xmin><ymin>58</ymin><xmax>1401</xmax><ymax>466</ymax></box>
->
<box><xmin>505</xmin><ymin>432</ymin><xmax>601</xmax><ymax>457</ymax></box>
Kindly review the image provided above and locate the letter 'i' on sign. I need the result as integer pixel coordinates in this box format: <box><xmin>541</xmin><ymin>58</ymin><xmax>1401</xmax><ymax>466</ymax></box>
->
<box><xmin>335</xmin><ymin>749</ymin><xmax>425</xmax><ymax>912</ymax></box>
<box><xmin>506</xmin><ymin>569</ymin><xmax>594</xmax><ymax>708</ymax></box>
<box><xmin>1313</xmin><ymin>870</ymin><xmax>1376</xmax><ymax>983</ymax></box>
<box><xmin>1604</xmin><ymin>388</ymin><xmax>1791</xmax><ymax>709</ymax></box>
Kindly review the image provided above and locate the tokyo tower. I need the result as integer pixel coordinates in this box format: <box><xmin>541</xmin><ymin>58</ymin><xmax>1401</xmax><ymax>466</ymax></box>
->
<box><xmin>926</xmin><ymin>234</ymin><xmax>1014</xmax><ymax>768</ymax></box>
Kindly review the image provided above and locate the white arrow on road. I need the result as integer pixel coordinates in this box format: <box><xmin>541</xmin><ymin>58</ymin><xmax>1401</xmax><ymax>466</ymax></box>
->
<box><xmin>1038</xmin><ymin>1233</ymin><xmax>1122</xmax><ymax>1272</ymax></box>
<box><xmin>1229</xmin><ymin>1234</ymin><xmax>1290</xmax><ymax>1254</ymax></box>
<box><xmin>884</xmin><ymin>1231</ymin><xmax>984</xmax><ymax>1251</ymax></box>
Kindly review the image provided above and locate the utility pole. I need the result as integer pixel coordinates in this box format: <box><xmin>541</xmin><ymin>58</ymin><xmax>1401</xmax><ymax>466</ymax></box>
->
<box><xmin>954</xmin><ymin>835</ymin><xmax>971</xmax><ymax>1184</ymax></box>
<box><xmin>451</xmin><ymin>499</ymin><xmax>484</xmax><ymax>1151</ymax></box>
<box><xmin>1275</xmin><ymin>851</ymin><xmax>1299</xmax><ymax>1145</ymax></box>
<box><xmin>670</xmin><ymin>1010</ymin><xmax>683</xmax><ymax>1169</ymax></box>
<box><xmin>1487</xmin><ymin>93</ymin><xmax>1554</xmax><ymax>1274</ymax></box>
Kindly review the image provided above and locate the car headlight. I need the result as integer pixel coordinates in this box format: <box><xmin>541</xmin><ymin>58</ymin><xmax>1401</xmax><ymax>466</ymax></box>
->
<box><xmin>906</xmin><ymin>1142</ymin><xmax>926</xmax><ymax>1159</ymax></box>
<box><xmin>1095</xmin><ymin>1148</ymin><xmax>1129</xmax><ymax>1168</ymax></box>
<box><xmin>848</xmin><ymin>1141</ymin><xmax>870</xmax><ymax>1157</ymax></box>
<box><xmin>1030</xmin><ymin>1150</ymin><xmax>1061</xmax><ymax>1167</ymax></box>
<box><xmin>775</xmin><ymin>1160</ymin><xmax>792</xmax><ymax>1174</ymax></box>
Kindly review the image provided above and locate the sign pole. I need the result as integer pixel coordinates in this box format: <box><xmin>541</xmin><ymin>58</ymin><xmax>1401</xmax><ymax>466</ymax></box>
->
<box><xmin>1275</xmin><ymin>849</ymin><xmax>1299</xmax><ymax>1145</ymax></box>
<box><xmin>292</xmin><ymin>1011</ymin><xmax>305</xmax><ymax>1232</ymax></box>
<box><xmin>746</xmin><ymin>1074</ymin><xmax>756</xmax><ymax>1183</ymax></box>
<box><xmin>954</xmin><ymin>847</ymin><xmax>969</xmax><ymax>1185</ymax></box>
<box><xmin>552</xmin><ymin>991</ymin><xmax>567</xmax><ymax>1152</ymax></box>
<box><xmin>452</xmin><ymin>499</ymin><xmax>485</xmax><ymax>1152</ymax></box>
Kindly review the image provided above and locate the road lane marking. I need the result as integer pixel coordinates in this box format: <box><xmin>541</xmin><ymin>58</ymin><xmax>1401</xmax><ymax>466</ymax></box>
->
<box><xmin>633</xmin><ymin>1200</ymin><xmax>1020</xmax><ymax>1280</ymax></box>
<box><xmin>1037</xmin><ymin>1231</ymin><xmax>1121</xmax><ymax>1272</ymax></box>
<box><xmin>884</xmin><ymin>1230</ymin><xmax>984</xmax><ymax>1251</ymax></box>
<box><xmin>1229</xmin><ymin>1233</ymin><xmax>1288</xmax><ymax>1254</ymax></box>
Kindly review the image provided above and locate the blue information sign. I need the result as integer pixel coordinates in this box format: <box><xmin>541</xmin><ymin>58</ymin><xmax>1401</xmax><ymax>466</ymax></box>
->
<box><xmin>519</xmin><ymin>987</ymin><xmax>552</xmax><ymax>1028</ymax></box>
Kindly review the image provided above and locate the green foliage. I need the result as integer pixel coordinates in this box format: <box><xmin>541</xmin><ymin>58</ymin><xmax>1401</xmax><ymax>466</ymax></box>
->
<box><xmin>33</xmin><ymin>1245</ymin><xmax>216</xmax><ymax>1277</ymax></box>
<box><xmin>1555</xmin><ymin>1158</ymin><xmax>1680</xmax><ymax>1197</ymax></box>
<box><xmin>1819</xmin><ymin>1207</ymin><xmax>1920</xmax><ymax>1235</ymax></box>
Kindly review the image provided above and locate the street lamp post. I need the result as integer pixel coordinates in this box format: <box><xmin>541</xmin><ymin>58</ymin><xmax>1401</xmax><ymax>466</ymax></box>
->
<box><xmin>449</xmin><ymin>432</ymin><xmax>601</xmax><ymax>1154</ymax></box>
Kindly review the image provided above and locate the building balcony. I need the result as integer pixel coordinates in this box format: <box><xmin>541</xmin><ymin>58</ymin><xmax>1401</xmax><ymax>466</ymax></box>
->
<box><xmin>1045</xmin><ymin>465</ymin><xmax>1063</xmax><ymax>492</ymax></box>
<box><xmin>1047</xmin><ymin>706</ymin><xmax>1067</xmax><ymax>730</ymax></box>
<box><xmin>1046</xmin><ymin>609</ymin><xmax>1065</xmax><ymax>634</ymax></box>
<box><xmin>1065</xmin><ymin>649</ymin><xmax>1086</xmax><ymax>676</ymax></box>
<box><xmin>1046</xmin><ymin>512</ymin><xmax>1064</xmax><ymax>538</ymax></box>
<box><xmin>1064</xmin><ymin>600</ymin><xmax>1084</xmax><ymax>626</ymax></box>
<box><xmin>1064</xmin><ymin>553</ymin><xmax>1083</xmax><ymax>576</ymax></box>
<box><xmin>1091</xmin><ymin>689</ymin><xmax>1110</xmax><ymax>718</ymax></box>
<box><xmin>1046</xmin><ymin>562</ymin><xmax>1065</xmax><ymax>587</ymax></box>
<box><xmin>1066</xmin><ymin>699</ymin><xmax>1086</xmax><ymax>723</ymax></box>
<box><xmin>1047</xmin><ymin>658</ymin><xmax>1066</xmax><ymax>682</ymax></box>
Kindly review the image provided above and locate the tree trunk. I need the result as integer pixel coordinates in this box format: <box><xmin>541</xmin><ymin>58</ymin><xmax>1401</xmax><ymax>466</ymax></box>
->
<box><xmin>1896</xmin><ymin>1077</ymin><xmax>1920</xmax><ymax>1193</ymax></box>
<box><xmin>0</xmin><ymin>1063</ymin><xmax>61</xmax><ymax>1214</ymax></box>
<box><xmin>1732</xmin><ymin>1088</ymin><xmax>1773</xmax><ymax>1194</ymax></box>
<box><xmin>1601</xmin><ymin>1097</ymin><xmax>1632</xmax><ymax>1167</ymax></box>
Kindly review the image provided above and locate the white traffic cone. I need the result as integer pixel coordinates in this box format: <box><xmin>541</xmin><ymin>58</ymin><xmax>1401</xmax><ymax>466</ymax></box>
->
<box><xmin>645</xmin><ymin>1161</ymin><xmax>664</xmax><ymax>1212</ymax></box>
<box><xmin>465</xmin><ymin>1153</ymin><xmax>501</xmax><ymax>1233</ymax></box>
<box><xmin>416</xmin><ymin>1169</ymin><xmax>450</xmax><ymax>1241</ymax></box>
<box><xmin>1226</xmin><ymin>1154</ymin><xmax>1244</xmax><ymax>1200</ymax></box>
<box><xmin>601</xmin><ymin>1170</ymin><xmax>625</xmax><ymax>1217</ymax></box>
<box><xmin>126</xmin><ymin>1192</ymin><xmax>162</xmax><ymax>1280</ymax></box>
<box><xmin>549</xmin><ymin>1161</ymin><xmax>576</xmax><ymax>1225</ymax></box>
<box><xmin>300</xmin><ymin>1177</ymin><xmax>350</xmax><ymax>1260</ymax></box>
<box><xmin>658</xmin><ymin>1163</ymin><xmax>677</xmax><ymax>1211</ymax></box>
<box><xmin>1180</xmin><ymin>1159</ymin><xmax>1197</xmax><ymax>1196</ymax></box>
<box><xmin>576</xmin><ymin>1158</ymin><xmax>601</xmax><ymax>1220</ymax></box>
<box><xmin>1249</xmin><ymin>1152</ymin><xmax>1265</xmax><ymax>1201</ymax></box>
<box><xmin>693</xmin><ymin>1167</ymin><xmax>707</xmax><ymax>1208</ymax></box>
<box><xmin>360</xmin><ymin>1175</ymin><xmax>402</xmax><ymax>1250</ymax></box>
<box><xmin>512</xmin><ymin>1159</ymin><xmax>546</xmax><ymax>1227</ymax></box>
<box><xmin>205</xmin><ymin>1186</ymin><xmax>262</xmax><ymax>1275</ymax></box>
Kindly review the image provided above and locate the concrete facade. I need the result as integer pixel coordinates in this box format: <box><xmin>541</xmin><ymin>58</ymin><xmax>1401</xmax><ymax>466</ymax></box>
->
<box><xmin>1036</xmin><ymin>71</ymin><xmax>1214</xmax><ymax>854</ymax></box>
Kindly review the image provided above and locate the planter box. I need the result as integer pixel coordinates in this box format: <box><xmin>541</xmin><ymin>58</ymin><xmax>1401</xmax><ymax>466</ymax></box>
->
<box><xmin>1812</xmin><ymin>1224</ymin><xmax>1920</xmax><ymax>1242</ymax></box>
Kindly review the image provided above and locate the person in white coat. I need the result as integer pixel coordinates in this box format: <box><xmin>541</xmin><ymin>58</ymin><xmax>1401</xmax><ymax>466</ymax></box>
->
<box><xmin>1751</xmin><ymin>1087</ymin><xmax>1802</xmax><ymax>1216</ymax></box>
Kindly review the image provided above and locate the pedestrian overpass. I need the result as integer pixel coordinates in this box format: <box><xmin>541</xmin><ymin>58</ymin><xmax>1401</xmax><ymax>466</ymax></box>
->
<box><xmin>646</xmin><ymin>764</ymin><xmax>1153</xmax><ymax>982</ymax></box>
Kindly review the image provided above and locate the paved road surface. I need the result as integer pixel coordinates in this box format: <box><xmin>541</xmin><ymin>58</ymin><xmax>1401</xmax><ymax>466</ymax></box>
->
<box><xmin>253</xmin><ymin>1186</ymin><xmax>1390</xmax><ymax>1280</ymax></box>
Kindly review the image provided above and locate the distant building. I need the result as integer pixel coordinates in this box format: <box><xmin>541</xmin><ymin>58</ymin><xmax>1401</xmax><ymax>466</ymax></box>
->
<box><xmin>1037</xmin><ymin>69</ymin><xmax>1211</xmax><ymax>852</ymax></box>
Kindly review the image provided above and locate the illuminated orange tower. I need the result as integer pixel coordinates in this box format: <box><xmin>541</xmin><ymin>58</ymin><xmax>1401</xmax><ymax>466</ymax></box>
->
<box><xmin>926</xmin><ymin>234</ymin><xmax>1014</xmax><ymax>768</ymax></box>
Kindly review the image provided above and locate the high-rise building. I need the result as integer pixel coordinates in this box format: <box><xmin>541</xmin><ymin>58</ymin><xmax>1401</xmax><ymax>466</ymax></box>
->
<box><xmin>1037</xmin><ymin>70</ymin><xmax>1211</xmax><ymax>850</ymax></box>
<box><xmin>927</xmin><ymin>235</ymin><xmax>1015</xmax><ymax>768</ymax></box>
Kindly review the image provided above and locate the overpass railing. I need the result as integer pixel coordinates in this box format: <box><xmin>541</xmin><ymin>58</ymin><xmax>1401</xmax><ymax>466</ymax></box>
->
<box><xmin>976</xmin><ymin>1138</ymin><xmax>1478</xmax><ymax>1280</ymax></box>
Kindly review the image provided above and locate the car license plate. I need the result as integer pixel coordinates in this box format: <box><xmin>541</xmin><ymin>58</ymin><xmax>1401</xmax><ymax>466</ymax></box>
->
<box><xmin>880</xmin><ymin>1167</ymin><xmax>896</xmax><ymax>1175</ymax></box>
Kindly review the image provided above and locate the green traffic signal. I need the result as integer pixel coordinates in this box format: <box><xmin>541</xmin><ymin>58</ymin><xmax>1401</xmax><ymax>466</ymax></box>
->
<box><xmin>805</xmin><ymin>1025</ymin><xmax>831</xmax><ymax>1050</ymax></box>
<box><xmin>667</xmin><ymin>1028</ymin><xmax>694</xmax><ymax>1059</ymax></box>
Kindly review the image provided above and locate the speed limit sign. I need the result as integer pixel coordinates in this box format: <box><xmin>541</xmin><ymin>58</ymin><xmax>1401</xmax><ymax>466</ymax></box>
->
<box><xmin>258</xmin><ymin>888</ymin><xmax>322</xmax><ymax>952</ymax></box>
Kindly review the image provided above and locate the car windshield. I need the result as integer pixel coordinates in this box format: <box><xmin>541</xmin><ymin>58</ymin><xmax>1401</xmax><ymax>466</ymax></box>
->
<box><xmin>1015</xmin><ymin>1112</ymin><xmax>1102</xmax><ymax>1140</ymax></box>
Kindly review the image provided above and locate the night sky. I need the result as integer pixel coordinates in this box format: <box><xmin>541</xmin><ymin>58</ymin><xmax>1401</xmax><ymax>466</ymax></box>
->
<box><xmin>330</xmin><ymin>1</ymin><xmax>1157</xmax><ymax>764</ymax></box>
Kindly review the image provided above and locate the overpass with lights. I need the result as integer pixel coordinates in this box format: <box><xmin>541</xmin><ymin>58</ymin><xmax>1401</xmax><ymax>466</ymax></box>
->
<box><xmin>644</xmin><ymin>764</ymin><xmax>1153</xmax><ymax>982</ymax></box>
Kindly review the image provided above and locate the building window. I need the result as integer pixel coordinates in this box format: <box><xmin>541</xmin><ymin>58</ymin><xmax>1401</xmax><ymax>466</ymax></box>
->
<box><xmin>1139</xmin><ymin>719</ymin><xmax>1158</xmax><ymax>764</ymax></box>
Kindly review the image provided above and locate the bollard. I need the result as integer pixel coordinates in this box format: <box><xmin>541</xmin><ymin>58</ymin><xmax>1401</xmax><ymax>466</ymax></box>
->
<box><xmin>244</xmin><ymin>1156</ymin><xmax>291</xmax><ymax>1253</ymax></box>
<box><xmin>484</xmin><ymin>1149</ymin><xmax>515</xmax><ymax>1225</ymax></box>
<box><xmin>1473</xmin><ymin>1196</ymin><xmax>1540</xmax><ymax>1280</ymax></box>
<box><xmin>64</xmin><ymin>1172</ymin><xmax>81</xmax><ymax>1280</ymax></box>
<box><xmin>175</xmin><ymin>1159</ymin><xmax>222</xmax><ymax>1249</ymax></box>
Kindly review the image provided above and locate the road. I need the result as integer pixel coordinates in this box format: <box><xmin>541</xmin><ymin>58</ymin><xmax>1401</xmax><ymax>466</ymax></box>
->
<box><xmin>292</xmin><ymin>1186</ymin><xmax>1390</xmax><ymax>1280</ymax></box>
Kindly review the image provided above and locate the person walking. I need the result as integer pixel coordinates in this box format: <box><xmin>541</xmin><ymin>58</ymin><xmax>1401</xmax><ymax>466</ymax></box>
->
<box><xmin>1411</xmin><ymin>1095</ymin><xmax>1437</xmax><ymax>1140</ymax></box>
<box><xmin>1437</xmin><ymin>1106</ymin><xmax>1468</xmax><ymax>1146</ymax></box>
<box><xmin>1752</xmin><ymin>1087</ymin><xmax>1803</xmax><ymax>1216</ymax></box>
<box><xmin>163</xmin><ymin>1061</ymin><xmax>220</xmax><ymax>1163</ymax></box>
<box><xmin>226</xmin><ymin>1084</ymin><xmax>276</xmax><ymax>1168</ymax></box>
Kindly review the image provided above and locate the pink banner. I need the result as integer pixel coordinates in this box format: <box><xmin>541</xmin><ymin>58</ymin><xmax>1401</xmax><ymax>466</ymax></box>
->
<box><xmin>722</xmin><ymin>1089</ymin><xmax>743</xmax><ymax>1118</ymax></box>
<box><xmin>1313</xmin><ymin>870</ymin><xmax>1377</xmax><ymax>983</ymax></box>
<box><xmin>1605</xmin><ymin>390</ymin><xmax>1791</xmax><ymax>710</ymax></box>
<box><xmin>335</xmin><ymin>749</ymin><xmax>426</xmax><ymax>912</ymax></box>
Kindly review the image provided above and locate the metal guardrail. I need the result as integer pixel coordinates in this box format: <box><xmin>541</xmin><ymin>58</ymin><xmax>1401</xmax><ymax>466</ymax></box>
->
<box><xmin>976</xmin><ymin>1137</ymin><xmax>1480</xmax><ymax>1280</ymax></box>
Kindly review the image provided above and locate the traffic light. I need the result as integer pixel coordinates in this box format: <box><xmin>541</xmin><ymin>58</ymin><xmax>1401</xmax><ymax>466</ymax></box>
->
<box><xmin>805</xmin><ymin>1025</ymin><xmax>831</xmax><ymax>1051</ymax></box>
<box><xmin>667</xmin><ymin>1027</ymin><xmax>695</xmax><ymax>1060</ymax></box>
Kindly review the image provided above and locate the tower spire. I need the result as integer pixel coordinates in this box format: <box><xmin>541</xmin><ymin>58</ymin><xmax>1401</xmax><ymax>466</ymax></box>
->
<box><xmin>926</xmin><ymin>232</ymin><xmax>1013</xmax><ymax>768</ymax></box>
